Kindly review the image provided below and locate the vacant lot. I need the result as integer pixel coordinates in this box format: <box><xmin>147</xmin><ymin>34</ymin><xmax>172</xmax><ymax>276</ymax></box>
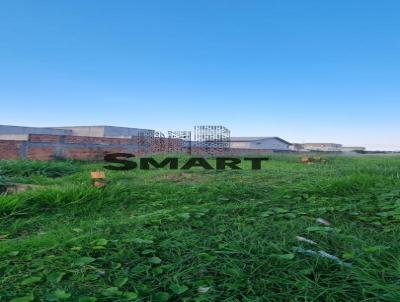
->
<box><xmin>1</xmin><ymin>155</ymin><xmax>400</xmax><ymax>302</ymax></box>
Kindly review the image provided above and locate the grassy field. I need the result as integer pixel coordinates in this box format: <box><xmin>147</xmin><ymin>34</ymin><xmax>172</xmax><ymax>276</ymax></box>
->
<box><xmin>1</xmin><ymin>155</ymin><xmax>400</xmax><ymax>302</ymax></box>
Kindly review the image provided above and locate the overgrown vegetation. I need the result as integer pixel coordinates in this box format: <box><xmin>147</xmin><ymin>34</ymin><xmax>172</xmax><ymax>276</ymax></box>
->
<box><xmin>1</xmin><ymin>155</ymin><xmax>400</xmax><ymax>301</ymax></box>
<box><xmin>0</xmin><ymin>160</ymin><xmax>80</xmax><ymax>178</ymax></box>
<box><xmin>0</xmin><ymin>175</ymin><xmax>9</xmax><ymax>193</ymax></box>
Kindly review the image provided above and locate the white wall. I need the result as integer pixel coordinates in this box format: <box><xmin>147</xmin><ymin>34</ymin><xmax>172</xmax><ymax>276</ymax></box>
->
<box><xmin>230</xmin><ymin>141</ymin><xmax>252</xmax><ymax>148</ymax></box>
<box><xmin>0</xmin><ymin>134</ymin><xmax>29</xmax><ymax>141</ymax></box>
<box><xmin>231</xmin><ymin>138</ymin><xmax>290</xmax><ymax>150</ymax></box>
<box><xmin>57</xmin><ymin>126</ymin><xmax>105</xmax><ymax>137</ymax></box>
<box><xmin>0</xmin><ymin>125</ymin><xmax>71</xmax><ymax>136</ymax></box>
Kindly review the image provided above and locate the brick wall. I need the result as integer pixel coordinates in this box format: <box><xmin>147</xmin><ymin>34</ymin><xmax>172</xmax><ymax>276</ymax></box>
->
<box><xmin>0</xmin><ymin>135</ymin><xmax>274</xmax><ymax>161</ymax></box>
<box><xmin>0</xmin><ymin>140</ymin><xmax>23</xmax><ymax>159</ymax></box>
<box><xmin>63</xmin><ymin>147</ymin><xmax>132</xmax><ymax>160</ymax></box>
<box><xmin>63</xmin><ymin>135</ymin><xmax>135</xmax><ymax>145</ymax></box>
<box><xmin>0</xmin><ymin>134</ymin><xmax>185</xmax><ymax>160</ymax></box>
<box><xmin>27</xmin><ymin>147</ymin><xmax>56</xmax><ymax>160</ymax></box>
<box><xmin>29</xmin><ymin>134</ymin><xmax>62</xmax><ymax>143</ymax></box>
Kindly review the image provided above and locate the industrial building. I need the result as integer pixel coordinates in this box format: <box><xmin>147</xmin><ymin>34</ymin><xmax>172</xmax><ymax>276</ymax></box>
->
<box><xmin>300</xmin><ymin>143</ymin><xmax>343</xmax><ymax>152</ymax></box>
<box><xmin>0</xmin><ymin>125</ymin><xmax>154</xmax><ymax>140</ymax></box>
<box><xmin>53</xmin><ymin>126</ymin><xmax>155</xmax><ymax>138</ymax></box>
<box><xmin>291</xmin><ymin>143</ymin><xmax>366</xmax><ymax>152</ymax></box>
<box><xmin>230</xmin><ymin>137</ymin><xmax>292</xmax><ymax>151</ymax></box>
<box><xmin>339</xmin><ymin>146</ymin><xmax>366</xmax><ymax>152</ymax></box>
<box><xmin>0</xmin><ymin>125</ymin><xmax>72</xmax><ymax>141</ymax></box>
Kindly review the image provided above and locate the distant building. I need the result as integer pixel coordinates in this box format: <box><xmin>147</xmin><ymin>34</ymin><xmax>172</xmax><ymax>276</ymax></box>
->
<box><xmin>289</xmin><ymin>143</ymin><xmax>305</xmax><ymax>151</ymax></box>
<box><xmin>53</xmin><ymin>126</ymin><xmax>154</xmax><ymax>138</ymax></box>
<box><xmin>0</xmin><ymin>125</ymin><xmax>72</xmax><ymax>141</ymax></box>
<box><xmin>300</xmin><ymin>143</ymin><xmax>342</xmax><ymax>152</ymax></box>
<box><xmin>0</xmin><ymin>125</ymin><xmax>154</xmax><ymax>140</ymax></box>
<box><xmin>230</xmin><ymin>137</ymin><xmax>291</xmax><ymax>150</ymax></box>
<box><xmin>290</xmin><ymin>143</ymin><xmax>367</xmax><ymax>152</ymax></box>
<box><xmin>340</xmin><ymin>146</ymin><xmax>366</xmax><ymax>152</ymax></box>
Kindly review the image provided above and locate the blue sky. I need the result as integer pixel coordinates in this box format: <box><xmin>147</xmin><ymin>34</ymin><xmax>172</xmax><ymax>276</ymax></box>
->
<box><xmin>0</xmin><ymin>1</ymin><xmax>399</xmax><ymax>150</ymax></box>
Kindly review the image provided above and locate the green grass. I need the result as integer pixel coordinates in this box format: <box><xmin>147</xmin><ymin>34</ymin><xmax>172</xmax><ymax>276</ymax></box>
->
<box><xmin>1</xmin><ymin>155</ymin><xmax>400</xmax><ymax>301</ymax></box>
<box><xmin>0</xmin><ymin>160</ymin><xmax>80</xmax><ymax>178</ymax></box>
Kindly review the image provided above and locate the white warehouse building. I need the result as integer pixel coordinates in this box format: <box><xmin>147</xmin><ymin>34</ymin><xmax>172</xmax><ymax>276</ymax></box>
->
<box><xmin>230</xmin><ymin>137</ymin><xmax>292</xmax><ymax>151</ymax></box>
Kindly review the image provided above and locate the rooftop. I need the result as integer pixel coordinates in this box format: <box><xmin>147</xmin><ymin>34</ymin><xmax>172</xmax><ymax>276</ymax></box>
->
<box><xmin>230</xmin><ymin>137</ymin><xmax>292</xmax><ymax>145</ymax></box>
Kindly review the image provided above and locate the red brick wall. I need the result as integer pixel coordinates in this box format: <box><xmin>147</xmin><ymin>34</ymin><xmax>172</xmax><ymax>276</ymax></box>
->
<box><xmin>63</xmin><ymin>136</ymin><xmax>134</xmax><ymax>145</ymax></box>
<box><xmin>0</xmin><ymin>134</ymin><xmax>186</xmax><ymax>160</ymax></box>
<box><xmin>27</xmin><ymin>147</ymin><xmax>56</xmax><ymax>160</ymax></box>
<box><xmin>64</xmin><ymin>147</ymin><xmax>131</xmax><ymax>160</ymax></box>
<box><xmin>29</xmin><ymin>134</ymin><xmax>61</xmax><ymax>143</ymax></box>
<box><xmin>0</xmin><ymin>134</ymin><xmax>273</xmax><ymax>161</ymax></box>
<box><xmin>63</xmin><ymin>147</ymin><xmax>101</xmax><ymax>160</ymax></box>
<box><xmin>0</xmin><ymin>140</ymin><xmax>22</xmax><ymax>159</ymax></box>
